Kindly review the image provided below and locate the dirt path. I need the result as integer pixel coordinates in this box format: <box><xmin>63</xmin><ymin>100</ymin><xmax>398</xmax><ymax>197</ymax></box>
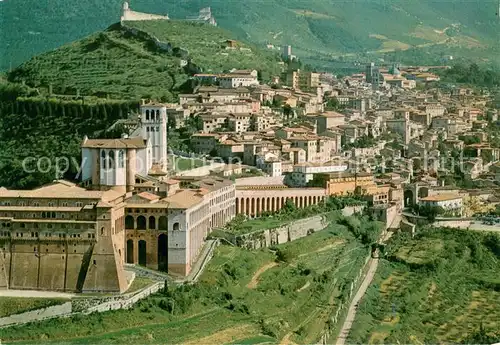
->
<box><xmin>182</xmin><ymin>324</ymin><xmax>255</xmax><ymax>345</ymax></box>
<box><xmin>247</xmin><ymin>262</ymin><xmax>278</xmax><ymax>289</ymax></box>
<box><xmin>280</xmin><ymin>331</ymin><xmax>298</xmax><ymax>345</ymax></box>
<box><xmin>297</xmin><ymin>281</ymin><xmax>310</xmax><ymax>292</ymax></box>
<box><xmin>0</xmin><ymin>289</ymin><xmax>74</xmax><ymax>299</ymax></box>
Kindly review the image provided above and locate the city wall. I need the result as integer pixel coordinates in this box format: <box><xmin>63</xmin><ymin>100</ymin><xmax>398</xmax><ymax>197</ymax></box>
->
<box><xmin>0</xmin><ymin>282</ymin><xmax>163</xmax><ymax>328</ymax></box>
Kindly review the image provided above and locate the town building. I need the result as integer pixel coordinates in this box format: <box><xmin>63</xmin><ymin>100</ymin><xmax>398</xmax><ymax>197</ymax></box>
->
<box><xmin>419</xmin><ymin>194</ymin><xmax>463</xmax><ymax>215</ymax></box>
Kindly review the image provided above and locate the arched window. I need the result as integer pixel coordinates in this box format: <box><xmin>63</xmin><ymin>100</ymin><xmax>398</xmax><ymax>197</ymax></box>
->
<box><xmin>159</xmin><ymin>216</ymin><xmax>167</xmax><ymax>229</ymax></box>
<box><xmin>137</xmin><ymin>216</ymin><xmax>146</xmax><ymax>230</ymax></box>
<box><xmin>101</xmin><ymin>150</ymin><xmax>107</xmax><ymax>169</ymax></box>
<box><xmin>149</xmin><ymin>216</ymin><xmax>156</xmax><ymax>230</ymax></box>
<box><xmin>108</xmin><ymin>150</ymin><xmax>115</xmax><ymax>169</ymax></box>
<box><xmin>146</xmin><ymin>109</ymin><xmax>150</xmax><ymax>120</ymax></box>
<box><xmin>173</xmin><ymin>222</ymin><xmax>180</xmax><ymax>231</ymax></box>
<box><xmin>100</xmin><ymin>227</ymin><xmax>105</xmax><ymax>236</ymax></box>
<box><xmin>156</xmin><ymin>110</ymin><xmax>160</xmax><ymax>120</ymax></box>
<box><xmin>125</xmin><ymin>215</ymin><xmax>134</xmax><ymax>229</ymax></box>
<box><xmin>118</xmin><ymin>150</ymin><xmax>125</xmax><ymax>168</ymax></box>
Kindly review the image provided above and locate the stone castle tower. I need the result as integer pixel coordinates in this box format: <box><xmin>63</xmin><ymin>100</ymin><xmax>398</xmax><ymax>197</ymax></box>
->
<box><xmin>121</xmin><ymin>1</ymin><xmax>170</xmax><ymax>23</ymax></box>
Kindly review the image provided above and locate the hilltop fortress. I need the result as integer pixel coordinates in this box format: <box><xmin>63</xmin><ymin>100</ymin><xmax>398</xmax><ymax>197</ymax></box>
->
<box><xmin>120</xmin><ymin>1</ymin><xmax>169</xmax><ymax>22</ymax></box>
<box><xmin>120</xmin><ymin>1</ymin><xmax>217</xmax><ymax>26</ymax></box>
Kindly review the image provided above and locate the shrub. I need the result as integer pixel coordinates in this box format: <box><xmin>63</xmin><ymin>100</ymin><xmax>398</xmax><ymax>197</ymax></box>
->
<box><xmin>275</xmin><ymin>248</ymin><xmax>296</xmax><ymax>263</ymax></box>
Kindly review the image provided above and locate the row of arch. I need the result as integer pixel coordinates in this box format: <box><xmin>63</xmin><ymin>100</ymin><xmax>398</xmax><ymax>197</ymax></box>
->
<box><xmin>125</xmin><ymin>215</ymin><xmax>179</xmax><ymax>231</ymax></box>
<box><xmin>126</xmin><ymin>234</ymin><xmax>168</xmax><ymax>271</ymax></box>
<box><xmin>236</xmin><ymin>195</ymin><xmax>325</xmax><ymax>217</ymax></box>
<box><xmin>145</xmin><ymin>109</ymin><xmax>161</xmax><ymax>121</ymax></box>
<box><xmin>403</xmin><ymin>186</ymin><xmax>429</xmax><ymax>208</ymax></box>
<box><xmin>101</xmin><ymin>149</ymin><xmax>125</xmax><ymax>169</ymax></box>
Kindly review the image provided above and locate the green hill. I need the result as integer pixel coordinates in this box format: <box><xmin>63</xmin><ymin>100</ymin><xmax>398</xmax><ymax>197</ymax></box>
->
<box><xmin>1</xmin><ymin>0</ymin><xmax>499</xmax><ymax>71</ymax></box>
<box><xmin>6</xmin><ymin>20</ymin><xmax>282</xmax><ymax>100</ymax></box>
<box><xmin>0</xmin><ymin>20</ymin><xmax>282</xmax><ymax>189</ymax></box>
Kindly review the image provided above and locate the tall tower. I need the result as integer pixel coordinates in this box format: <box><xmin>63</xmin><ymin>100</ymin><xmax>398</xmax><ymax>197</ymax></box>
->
<box><xmin>140</xmin><ymin>105</ymin><xmax>168</xmax><ymax>172</ymax></box>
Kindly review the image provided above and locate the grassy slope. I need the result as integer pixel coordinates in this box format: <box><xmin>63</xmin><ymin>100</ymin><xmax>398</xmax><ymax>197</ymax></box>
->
<box><xmin>348</xmin><ymin>228</ymin><xmax>500</xmax><ymax>343</ymax></box>
<box><xmin>0</xmin><ymin>215</ymin><xmax>370</xmax><ymax>344</ymax></box>
<box><xmin>7</xmin><ymin>20</ymin><xmax>281</xmax><ymax>100</ymax></box>
<box><xmin>0</xmin><ymin>298</ymin><xmax>67</xmax><ymax>318</ymax></box>
<box><xmin>1</xmin><ymin>0</ymin><xmax>498</xmax><ymax>71</ymax></box>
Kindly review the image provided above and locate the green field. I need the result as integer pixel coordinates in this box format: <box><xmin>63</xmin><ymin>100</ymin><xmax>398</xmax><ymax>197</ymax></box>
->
<box><xmin>348</xmin><ymin>227</ymin><xmax>500</xmax><ymax>343</ymax></box>
<box><xmin>168</xmin><ymin>155</ymin><xmax>207</xmax><ymax>172</ymax></box>
<box><xmin>0</xmin><ymin>216</ymin><xmax>375</xmax><ymax>344</ymax></box>
<box><xmin>0</xmin><ymin>298</ymin><xmax>67</xmax><ymax>318</ymax></box>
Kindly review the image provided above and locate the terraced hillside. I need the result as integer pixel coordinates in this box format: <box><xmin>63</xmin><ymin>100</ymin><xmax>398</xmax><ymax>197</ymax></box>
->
<box><xmin>348</xmin><ymin>228</ymin><xmax>500</xmax><ymax>343</ymax></box>
<box><xmin>0</xmin><ymin>212</ymin><xmax>379</xmax><ymax>344</ymax></box>
<box><xmin>1</xmin><ymin>0</ymin><xmax>499</xmax><ymax>71</ymax></box>
<box><xmin>7</xmin><ymin>20</ymin><xmax>282</xmax><ymax>100</ymax></box>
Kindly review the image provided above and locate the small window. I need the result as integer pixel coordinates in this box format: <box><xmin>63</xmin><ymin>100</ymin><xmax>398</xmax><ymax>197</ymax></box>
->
<box><xmin>93</xmin><ymin>260</ymin><xmax>96</xmax><ymax>265</ymax></box>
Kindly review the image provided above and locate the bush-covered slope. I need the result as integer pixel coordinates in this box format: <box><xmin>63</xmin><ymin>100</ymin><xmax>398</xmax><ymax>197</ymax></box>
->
<box><xmin>0</xmin><ymin>82</ymin><xmax>139</xmax><ymax>189</ymax></box>
<box><xmin>7</xmin><ymin>21</ymin><xmax>281</xmax><ymax>100</ymax></box>
<box><xmin>348</xmin><ymin>228</ymin><xmax>500</xmax><ymax>343</ymax></box>
<box><xmin>1</xmin><ymin>0</ymin><xmax>499</xmax><ymax>71</ymax></box>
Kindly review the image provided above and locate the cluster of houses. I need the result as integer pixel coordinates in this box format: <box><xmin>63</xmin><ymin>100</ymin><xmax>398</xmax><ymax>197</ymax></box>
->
<box><xmin>162</xmin><ymin>62</ymin><xmax>500</xmax><ymax>218</ymax></box>
<box><xmin>3</xmin><ymin>60</ymin><xmax>499</xmax><ymax>294</ymax></box>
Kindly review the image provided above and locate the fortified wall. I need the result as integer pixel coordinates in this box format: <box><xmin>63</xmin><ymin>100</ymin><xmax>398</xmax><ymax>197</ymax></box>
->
<box><xmin>120</xmin><ymin>2</ymin><xmax>169</xmax><ymax>23</ymax></box>
<box><xmin>0</xmin><ymin>181</ymin><xmax>128</xmax><ymax>293</ymax></box>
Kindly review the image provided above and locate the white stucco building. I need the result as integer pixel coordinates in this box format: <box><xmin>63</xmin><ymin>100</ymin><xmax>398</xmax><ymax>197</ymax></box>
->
<box><xmin>219</xmin><ymin>71</ymin><xmax>259</xmax><ymax>89</ymax></box>
<box><xmin>284</xmin><ymin>162</ymin><xmax>348</xmax><ymax>187</ymax></box>
<box><xmin>419</xmin><ymin>194</ymin><xmax>463</xmax><ymax>215</ymax></box>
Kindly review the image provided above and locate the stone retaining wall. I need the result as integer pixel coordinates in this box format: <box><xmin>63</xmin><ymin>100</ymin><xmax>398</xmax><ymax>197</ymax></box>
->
<box><xmin>0</xmin><ymin>282</ymin><xmax>163</xmax><ymax>328</ymax></box>
<box><xmin>0</xmin><ymin>302</ymin><xmax>72</xmax><ymax>327</ymax></box>
<box><xmin>224</xmin><ymin>206</ymin><xmax>365</xmax><ymax>249</ymax></box>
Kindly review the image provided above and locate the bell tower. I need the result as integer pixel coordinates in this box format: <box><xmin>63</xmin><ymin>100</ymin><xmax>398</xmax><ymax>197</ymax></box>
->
<box><xmin>140</xmin><ymin>104</ymin><xmax>168</xmax><ymax>173</ymax></box>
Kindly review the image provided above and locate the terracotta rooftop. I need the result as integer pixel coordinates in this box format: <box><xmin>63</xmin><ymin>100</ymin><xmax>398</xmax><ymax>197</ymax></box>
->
<box><xmin>82</xmin><ymin>137</ymin><xmax>147</xmax><ymax>149</ymax></box>
<box><xmin>137</xmin><ymin>192</ymin><xmax>160</xmax><ymax>201</ymax></box>
<box><xmin>0</xmin><ymin>180</ymin><xmax>122</xmax><ymax>201</ymax></box>
<box><xmin>420</xmin><ymin>194</ymin><xmax>462</xmax><ymax>202</ymax></box>
<box><xmin>163</xmin><ymin>190</ymin><xmax>203</xmax><ymax>209</ymax></box>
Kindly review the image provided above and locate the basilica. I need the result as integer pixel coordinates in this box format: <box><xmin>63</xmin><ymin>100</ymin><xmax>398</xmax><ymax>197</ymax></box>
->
<box><xmin>0</xmin><ymin>103</ymin><xmax>235</xmax><ymax>293</ymax></box>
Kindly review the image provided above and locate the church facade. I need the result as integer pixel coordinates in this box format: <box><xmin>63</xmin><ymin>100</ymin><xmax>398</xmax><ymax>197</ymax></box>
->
<box><xmin>0</xmin><ymin>103</ymin><xmax>235</xmax><ymax>292</ymax></box>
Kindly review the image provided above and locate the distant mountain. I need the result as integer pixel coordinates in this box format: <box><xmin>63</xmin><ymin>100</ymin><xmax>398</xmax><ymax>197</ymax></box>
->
<box><xmin>1</xmin><ymin>0</ymin><xmax>499</xmax><ymax>71</ymax></box>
